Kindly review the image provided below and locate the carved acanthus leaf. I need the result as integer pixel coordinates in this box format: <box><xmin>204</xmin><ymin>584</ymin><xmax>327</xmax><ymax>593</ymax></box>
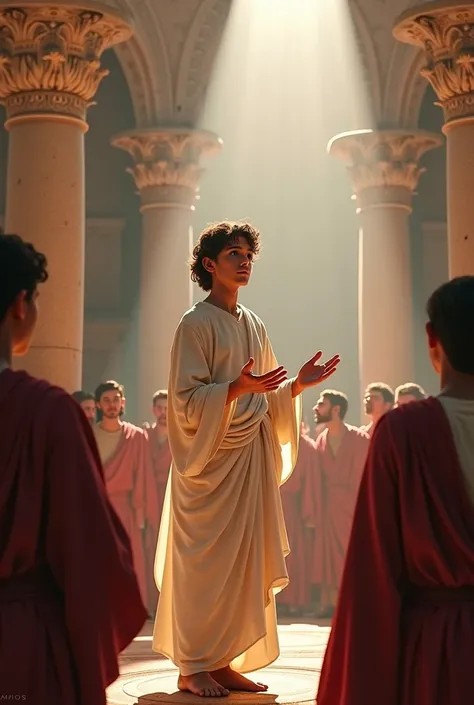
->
<box><xmin>112</xmin><ymin>128</ymin><xmax>222</xmax><ymax>196</ymax></box>
<box><xmin>394</xmin><ymin>6</ymin><xmax>474</xmax><ymax>122</ymax></box>
<box><xmin>0</xmin><ymin>5</ymin><xmax>132</xmax><ymax>117</ymax></box>
<box><xmin>328</xmin><ymin>129</ymin><xmax>442</xmax><ymax>205</ymax></box>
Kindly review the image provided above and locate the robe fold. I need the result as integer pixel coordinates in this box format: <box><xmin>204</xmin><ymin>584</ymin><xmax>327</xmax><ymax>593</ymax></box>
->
<box><xmin>145</xmin><ymin>430</ymin><xmax>172</xmax><ymax>613</ymax></box>
<box><xmin>0</xmin><ymin>369</ymin><xmax>146</xmax><ymax>705</ymax></box>
<box><xmin>306</xmin><ymin>425</ymin><xmax>369</xmax><ymax>606</ymax></box>
<box><xmin>278</xmin><ymin>434</ymin><xmax>317</xmax><ymax>609</ymax></box>
<box><xmin>317</xmin><ymin>397</ymin><xmax>474</xmax><ymax>705</ymax></box>
<box><xmin>99</xmin><ymin>422</ymin><xmax>153</xmax><ymax>607</ymax></box>
<box><xmin>153</xmin><ymin>301</ymin><xmax>302</xmax><ymax>676</ymax></box>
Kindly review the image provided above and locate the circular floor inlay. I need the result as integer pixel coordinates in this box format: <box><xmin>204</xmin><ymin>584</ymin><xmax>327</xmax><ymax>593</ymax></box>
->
<box><xmin>107</xmin><ymin>666</ymin><xmax>318</xmax><ymax>705</ymax></box>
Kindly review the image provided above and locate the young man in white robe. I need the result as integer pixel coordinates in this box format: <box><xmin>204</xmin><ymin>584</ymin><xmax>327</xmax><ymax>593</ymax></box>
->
<box><xmin>153</xmin><ymin>221</ymin><xmax>340</xmax><ymax>697</ymax></box>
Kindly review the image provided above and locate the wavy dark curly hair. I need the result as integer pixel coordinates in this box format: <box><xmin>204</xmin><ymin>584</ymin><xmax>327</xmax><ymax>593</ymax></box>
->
<box><xmin>190</xmin><ymin>221</ymin><xmax>261</xmax><ymax>291</ymax></box>
<box><xmin>0</xmin><ymin>233</ymin><xmax>48</xmax><ymax>322</ymax></box>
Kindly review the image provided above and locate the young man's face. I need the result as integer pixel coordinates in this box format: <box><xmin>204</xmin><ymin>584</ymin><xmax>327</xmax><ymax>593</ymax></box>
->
<box><xmin>80</xmin><ymin>399</ymin><xmax>97</xmax><ymax>423</ymax></box>
<box><xmin>153</xmin><ymin>398</ymin><xmax>168</xmax><ymax>428</ymax></box>
<box><xmin>98</xmin><ymin>390</ymin><xmax>124</xmax><ymax>419</ymax></box>
<box><xmin>313</xmin><ymin>397</ymin><xmax>334</xmax><ymax>424</ymax></box>
<box><xmin>207</xmin><ymin>235</ymin><xmax>253</xmax><ymax>291</ymax></box>
<box><xmin>11</xmin><ymin>289</ymin><xmax>39</xmax><ymax>357</ymax></box>
<box><xmin>364</xmin><ymin>389</ymin><xmax>391</xmax><ymax>417</ymax></box>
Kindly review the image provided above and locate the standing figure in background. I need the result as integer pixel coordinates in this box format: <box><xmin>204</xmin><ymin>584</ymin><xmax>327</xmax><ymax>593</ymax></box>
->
<box><xmin>361</xmin><ymin>383</ymin><xmax>394</xmax><ymax>437</ymax></box>
<box><xmin>94</xmin><ymin>381</ymin><xmax>155</xmax><ymax>609</ymax></box>
<box><xmin>0</xmin><ymin>234</ymin><xmax>146</xmax><ymax>704</ymax></box>
<box><xmin>395</xmin><ymin>382</ymin><xmax>426</xmax><ymax>406</ymax></box>
<box><xmin>72</xmin><ymin>389</ymin><xmax>97</xmax><ymax>425</ymax></box>
<box><xmin>308</xmin><ymin>390</ymin><xmax>369</xmax><ymax>617</ymax></box>
<box><xmin>278</xmin><ymin>431</ymin><xmax>318</xmax><ymax>616</ymax></box>
<box><xmin>145</xmin><ymin>389</ymin><xmax>172</xmax><ymax>615</ymax></box>
<box><xmin>318</xmin><ymin>276</ymin><xmax>474</xmax><ymax>705</ymax></box>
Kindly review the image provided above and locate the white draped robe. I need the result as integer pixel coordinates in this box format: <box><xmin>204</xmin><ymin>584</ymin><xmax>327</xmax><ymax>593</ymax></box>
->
<box><xmin>153</xmin><ymin>301</ymin><xmax>302</xmax><ymax>676</ymax></box>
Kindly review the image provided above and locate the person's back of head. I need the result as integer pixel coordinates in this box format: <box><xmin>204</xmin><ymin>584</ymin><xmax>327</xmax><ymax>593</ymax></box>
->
<box><xmin>426</xmin><ymin>276</ymin><xmax>474</xmax><ymax>383</ymax></box>
<box><xmin>0</xmin><ymin>234</ymin><xmax>48</xmax><ymax>359</ymax></box>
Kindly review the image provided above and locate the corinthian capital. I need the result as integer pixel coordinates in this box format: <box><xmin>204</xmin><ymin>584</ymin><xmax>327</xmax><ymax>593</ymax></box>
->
<box><xmin>0</xmin><ymin>2</ymin><xmax>133</xmax><ymax>124</ymax></box>
<box><xmin>112</xmin><ymin>127</ymin><xmax>222</xmax><ymax>210</ymax></box>
<box><xmin>328</xmin><ymin>129</ymin><xmax>442</xmax><ymax>211</ymax></box>
<box><xmin>394</xmin><ymin>2</ymin><xmax>474</xmax><ymax>125</ymax></box>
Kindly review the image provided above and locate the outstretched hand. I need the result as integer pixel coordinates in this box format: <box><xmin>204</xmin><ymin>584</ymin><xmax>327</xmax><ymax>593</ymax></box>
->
<box><xmin>238</xmin><ymin>357</ymin><xmax>288</xmax><ymax>394</ymax></box>
<box><xmin>295</xmin><ymin>351</ymin><xmax>341</xmax><ymax>394</ymax></box>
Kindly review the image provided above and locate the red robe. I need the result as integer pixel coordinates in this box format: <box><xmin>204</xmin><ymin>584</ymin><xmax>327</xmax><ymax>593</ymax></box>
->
<box><xmin>317</xmin><ymin>397</ymin><xmax>474</xmax><ymax>705</ymax></box>
<box><xmin>0</xmin><ymin>369</ymin><xmax>146</xmax><ymax>704</ymax></box>
<box><xmin>279</xmin><ymin>434</ymin><xmax>317</xmax><ymax>608</ymax></box>
<box><xmin>145</xmin><ymin>428</ymin><xmax>171</xmax><ymax>613</ymax></box>
<box><xmin>307</xmin><ymin>425</ymin><xmax>369</xmax><ymax>607</ymax></box>
<box><xmin>102</xmin><ymin>422</ymin><xmax>154</xmax><ymax>607</ymax></box>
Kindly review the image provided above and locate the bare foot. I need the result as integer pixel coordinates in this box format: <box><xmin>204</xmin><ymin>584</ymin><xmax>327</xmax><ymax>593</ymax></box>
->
<box><xmin>178</xmin><ymin>672</ymin><xmax>229</xmax><ymax>698</ymax></box>
<box><xmin>211</xmin><ymin>666</ymin><xmax>268</xmax><ymax>692</ymax></box>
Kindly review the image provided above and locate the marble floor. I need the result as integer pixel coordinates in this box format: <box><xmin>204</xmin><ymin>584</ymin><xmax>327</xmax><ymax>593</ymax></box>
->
<box><xmin>107</xmin><ymin>618</ymin><xmax>331</xmax><ymax>705</ymax></box>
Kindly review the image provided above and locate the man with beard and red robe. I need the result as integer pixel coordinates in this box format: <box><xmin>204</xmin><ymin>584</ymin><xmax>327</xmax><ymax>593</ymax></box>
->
<box><xmin>72</xmin><ymin>389</ymin><xmax>96</xmax><ymax>425</ymax></box>
<box><xmin>94</xmin><ymin>381</ymin><xmax>155</xmax><ymax>608</ymax></box>
<box><xmin>144</xmin><ymin>389</ymin><xmax>172</xmax><ymax>614</ymax></box>
<box><xmin>277</xmin><ymin>428</ymin><xmax>318</xmax><ymax>616</ymax></box>
<box><xmin>317</xmin><ymin>276</ymin><xmax>474</xmax><ymax>705</ymax></box>
<box><xmin>308</xmin><ymin>390</ymin><xmax>369</xmax><ymax>617</ymax></box>
<box><xmin>0</xmin><ymin>234</ymin><xmax>146</xmax><ymax>704</ymax></box>
<box><xmin>361</xmin><ymin>382</ymin><xmax>394</xmax><ymax>437</ymax></box>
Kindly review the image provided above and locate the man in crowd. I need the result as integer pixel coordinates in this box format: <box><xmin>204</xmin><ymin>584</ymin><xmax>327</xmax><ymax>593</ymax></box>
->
<box><xmin>72</xmin><ymin>389</ymin><xmax>96</xmax><ymax>425</ymax></box>
<box><xmin>361</xmin><ymin>382</ymin><xmax>394</xmax><ymax>437</ymax></box>
<box><xmin>144</xmin><ymin>389</ymin><xmax>172</xmax><ymax>613</ymax></box>
<box><xmin>308</xmin><ymin>390</ymin><xmax>369</xmax><ymax>617</ymax></box>
<box><xmin>0</xmin><ymin>233</ymin><xmax>146</xmax><ymax>703</ymax></box>
<box><xmin>318</xmin><ymin>277</ymin><xmax>474</xmax><ymax>705</ymax></box>
<box><xmin>395</xmin><ymin>382</ymin><xmax>426</xmax><ymax>406</ymax></box>
<box><xmin>94</xmin><ymin>380</ymin><xmax>156</xmax><ymax>609</ymax></box>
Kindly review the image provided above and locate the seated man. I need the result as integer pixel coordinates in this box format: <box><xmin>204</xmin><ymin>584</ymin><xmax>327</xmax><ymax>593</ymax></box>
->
<box><xmin>317</xmin><ymin>275</ymin><xmax>474</xmax><ymax>705</ymax></box>
<box><xmin>0</xmin><ymin>233</ymin><xmax>146</xmax><ymax>704</ymax></box>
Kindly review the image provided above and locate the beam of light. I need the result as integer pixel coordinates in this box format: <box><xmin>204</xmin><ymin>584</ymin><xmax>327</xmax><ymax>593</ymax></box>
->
<box><xmin>196</xmin><ymin>0</ymin><xmax>374</xmax><ymax>423</ymax></box>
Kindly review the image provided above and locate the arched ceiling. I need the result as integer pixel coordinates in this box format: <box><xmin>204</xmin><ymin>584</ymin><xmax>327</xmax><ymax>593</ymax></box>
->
<box><xmin>100</xmin><ymin>0</ymin><xmax>231</xmax><ymax>128</ymax></box>
<box><xmin>101</xmin><ymin>0</ymin><xmax>432</xmax><ymax>131</ymax></box>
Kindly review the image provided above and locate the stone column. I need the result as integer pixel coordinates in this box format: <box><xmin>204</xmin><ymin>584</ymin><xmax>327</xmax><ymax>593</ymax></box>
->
<box><xmin>395</xmin><ymin>2</ymin><xmax>474</xmax><ymax>277</ymax></box>
<box><xmin>112</xmin><ymin>128</ymin><xmax>221</xmax><ymax>419</ymax></box>
<box><xmin>328</xmin><ymin>129</ymin><xmax>442</xmax><ymax>406</ymax></box>
<box><xmin>0</xmin><ymin>3</ymin><xmax>132</xmax><ymax>390</ymax></box>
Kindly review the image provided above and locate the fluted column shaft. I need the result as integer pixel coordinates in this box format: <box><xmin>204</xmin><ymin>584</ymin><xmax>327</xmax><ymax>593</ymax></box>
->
<box><xmin>113</xmin><ymin>128</ymin><xmax>221</xmax><ymax>420</ymax></box>
<box><xmin>0</xmin><ymin>2</ymin><xmax>132</xmax><ymax>390</ymax></box>
<box><xmin>328</xmin><ymin>129</ymin><xmax>442</xmax><ymax>410</ymax></box>
<box><xmin>395</xmin><ymin>1</ymin><xmax>474</xmax><ymax>276</ymax></box>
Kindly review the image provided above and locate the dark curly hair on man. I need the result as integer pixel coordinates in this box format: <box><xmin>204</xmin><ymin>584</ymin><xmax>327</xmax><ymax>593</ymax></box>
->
<box><xmin>0</xmin><ymin>233</ymin><xmax>48</xmax><ymax>322</ymax></box>
<box><xmin>190</xmin><ymin>221</ymin><xmax>261</xmax><ymax>291</ymax></box>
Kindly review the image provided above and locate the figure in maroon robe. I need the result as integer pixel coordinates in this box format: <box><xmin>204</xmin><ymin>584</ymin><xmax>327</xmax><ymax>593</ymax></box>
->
<box><xmin>278</xmin><ymin>433</ymin><xmax>317</xmax><ymax>613</ymax></box>
<box><xmin>0</xmin><ymin>233</ymin><xmax>146</xmax><ymax>705</ymax></box>
<box><xmin>308</xmin><ymin>390</ymin><xmax>369</xmax><ymax>613</ymax></box>
<box><xmin>318</xmin><ymin>276</ymin><xmax>474</xmax><ymax>705</ymax></box>
<box><xmin>144</xmin><ymin>389</ymin><xmax>172</xmax><ymax>614</ymax></box>
<box><xmin>94</xmin><ymin>381</ymin><xmax>154</xmax><ymax>609</ymax></box>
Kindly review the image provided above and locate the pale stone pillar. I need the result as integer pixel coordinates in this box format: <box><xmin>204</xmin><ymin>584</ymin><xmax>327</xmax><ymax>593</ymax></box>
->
<box><xmin>112</xmin><ymin>128</ymin><xmax>221</xmax><ymax>420</ymax></box>
<box><xmin>395</xmin><ymin>2</ymin><xmax>474</xmax><ymax>277</ymax></box>
<box><xmin>0</xmin><ymin>3</ymin><xmax>132</xmax><ymax>390</ymax></box>
<box><xmin>328</xmin><ymin>129</ymin><xmax>442</xmax><ymax>406</ymax></box>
